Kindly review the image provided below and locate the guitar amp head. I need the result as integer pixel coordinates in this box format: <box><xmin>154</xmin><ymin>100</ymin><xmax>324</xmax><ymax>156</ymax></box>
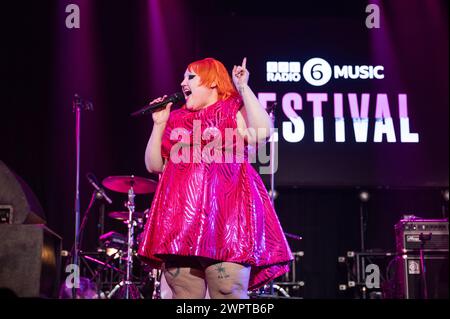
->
<box><xmin>395</xmin><ymin>217</ymin><xmax>448</xmax><ymax>253</ymax></box>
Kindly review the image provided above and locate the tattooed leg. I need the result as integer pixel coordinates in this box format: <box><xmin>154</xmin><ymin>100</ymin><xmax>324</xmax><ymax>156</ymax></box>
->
<box><xmin>165</xmin><ymin>267</ymin><xmax>180</xmax><ymax>278</ymax></box>
<box><xmin>163</xmin><ymin>263</ymin><xmax>206</xmax><ymax>299</ymax></box>
<box><xmin>215</xmin><ymin>263</ymin><xmax>230</xmax><ymax>279</ymax></box>
<box><xmin>205</xmin><ymin>262</ymin><xmax>250</xmax><ymax>299</ymax></box>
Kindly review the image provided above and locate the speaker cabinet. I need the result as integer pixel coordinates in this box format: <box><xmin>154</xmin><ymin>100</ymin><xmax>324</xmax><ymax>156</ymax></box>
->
<box><xmin>0</xmin><ymin>160</ymin><xmax>46</xmax><ymax>224</ymax></box>
<box><xmin>391</xmin><ymin>254</ymin><xmax>449</xmax><ymax>299</ymax></box>
<box><xmin>0</xmin><ymin>224</ymin><xmax>62</xmax><ymax>298</ymax></box>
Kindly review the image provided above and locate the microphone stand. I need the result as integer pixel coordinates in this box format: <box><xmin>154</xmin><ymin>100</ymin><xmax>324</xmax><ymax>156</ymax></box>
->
<box><xmin>72</xmin><ymin>94</ymin><xmax>93</xmax><ymax>299</ymax></box>
<box><xmin>266</xmin><ymin>103</ymin><xmax>302</xmax><ymax>298</ymax></box>
<box><xmin>95</xmin><ymin>193</ymin><xmax>106</xmax><ymax>298</ymax></box>
<box><xmin>98</xmin><ymin>201</ymin><xmax>105</xmax><ymax>248</ymax></box>
<box><xmin>268</xmin><ymin>103</ymin><xmax>276</xmax><ymax>297</ymax></box>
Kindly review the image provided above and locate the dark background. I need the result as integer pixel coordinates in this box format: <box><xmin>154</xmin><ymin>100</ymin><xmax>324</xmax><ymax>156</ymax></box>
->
<box><xmin>1</xmin><ymin>0</ymin><xmax>448</xmax><ymax>298</ymax></box>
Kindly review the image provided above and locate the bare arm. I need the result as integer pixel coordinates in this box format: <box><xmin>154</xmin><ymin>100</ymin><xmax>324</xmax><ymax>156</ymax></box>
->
<box><xmin>233</xmin><ymin>58</ymin><xmax>273</xmax><ymax>144</ymax></box>
<box><xmin>144</xmin><ymin>97</ymin><xmax>172</xmax><ymax>173</ymax></box>
<box><xmin>145</xmin><ymin>123</ymin><xmax>167</xmax><ymax>173</ymax></box>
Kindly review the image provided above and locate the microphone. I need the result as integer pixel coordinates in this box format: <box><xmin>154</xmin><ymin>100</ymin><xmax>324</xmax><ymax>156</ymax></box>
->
<box><xmin>130</xmin><ymin>92</ymin><xmax>185</xmax><ymax>117</ymax></box>
<box><xmin>86</xmin><ymin>173</ymin><xmax>113</xmax><ymax>204</ymax></box>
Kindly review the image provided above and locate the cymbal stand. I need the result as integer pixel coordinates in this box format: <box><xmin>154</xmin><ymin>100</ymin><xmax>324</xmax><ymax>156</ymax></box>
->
<box><xmin>124</xmin><ymin>182</ymin><xmax>139</xmax><ymax>298</ymax></box>
<box><xmin>151</xmin><ymin>269</ymin><xmax>162</xmax><ymax>299</ymax></box>
<box><xmin>108</xmin><ymin>180</ymin><xmax>141</xmax><ymax>299</ymax></box>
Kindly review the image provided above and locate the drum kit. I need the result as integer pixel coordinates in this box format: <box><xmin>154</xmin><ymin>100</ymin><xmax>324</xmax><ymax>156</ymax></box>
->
<box><xmin>71</xmin><ymin>175</ymin><xmax>161</xmax><ymax>299</ymax></box>
<box><xmin>63</xmin><ymin>173</ymin><xmax>303</xmax><ymax>299</ymax></box>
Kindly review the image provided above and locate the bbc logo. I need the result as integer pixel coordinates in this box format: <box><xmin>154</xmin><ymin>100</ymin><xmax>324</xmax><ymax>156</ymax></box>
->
<box><xmin>266</xmin><ymin>61</ymin><xmax>301</xmax><ymax>82</ymax></box>
<box><xmin>266</xmin><ymin>61</ymin><xmax>300</xmax><ymax>73</ymax></box>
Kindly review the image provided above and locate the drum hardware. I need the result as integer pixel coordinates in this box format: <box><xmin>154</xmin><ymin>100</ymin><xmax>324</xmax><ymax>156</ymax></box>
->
<box><xmin>63</xmin><ymin>174</ymin><xmax>158</xmax><ymax>299</ymax></box>
<box><xmin>107</xmin><ymin>280</ymin><xmax>143</xmax><ymax>299</ymax></box>
<box><xmin>109</xmin><ymin>211</ymin><xmax>146</xmax><ymax>230</ymax></box>
<box><xmin>102</xmin><ymin>175</ymin><xmax>157</xmax><ymax>195</ymax></box>
<box><xmin>100</xmin><ymin>231</ymin><xmax>127</xmax><ymax>248</ymax></box>
<box><xmin>61</xmin><ymin>174</ymin><xmax>112</xmax><ymax>299</ymax></box>
<box><xmin>99</xmin><ymin>231</ymin><xmax>127</xmax><ymax>261</ymax></box>
<box><xmin>149</xmin><ymin>268</ymin><xmax>162</xmax><ymax>299</ymax></box>
<box><xmin>78</xmin><ymin>249</ymin><xmax>143</xmax><ymax>298</ymax></box>
<box><xmin>101</xmin><ymin>175</ymin><xmax>157</xmax><ymax>299</ymax></box>
<box><xmin>108</xmin><ymin>211</ymin><xmax>145</xmax><ymax>221</ymax></box>
<box><xmin>83</xmin><ymin>253</ymin><xmax>127</xmax><ymax>276</ymax></box>
<box><xmin>61</xmin><ymin>174</ymin><xmax>158</xmax><ymax>299</ymax></box>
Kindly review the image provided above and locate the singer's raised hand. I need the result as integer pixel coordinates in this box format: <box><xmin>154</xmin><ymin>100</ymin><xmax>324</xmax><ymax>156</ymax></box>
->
<box><xmin>232</xmin><ymin>57</ymin><xmax>250</xmax><ymax>91</ymax></box>
<box><xmin>150</xmin><ymin>95</ymin><xmax>172</xmax><ymax>125</ymax></box>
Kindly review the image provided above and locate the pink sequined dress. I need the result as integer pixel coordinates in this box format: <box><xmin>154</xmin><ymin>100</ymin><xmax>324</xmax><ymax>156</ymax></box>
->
<box><xmin>138</xmin><ymin>96</ymin><xmax>293</xmax><ymax>290</ymax></box>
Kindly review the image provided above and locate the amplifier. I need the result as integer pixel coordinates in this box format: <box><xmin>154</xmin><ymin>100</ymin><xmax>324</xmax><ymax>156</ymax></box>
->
<box><xmin>0</xmin><ymin>224</ymin><xmax>62</xmax><ymax>297</ymax></box>
<box><xmin>395</xmin><ymin>217</ymin><xmax>449</xmax><ymax>252</ymax></box>
<box><xmin>390</xmin><ymin>216</ymin><xmax>449</xmax><ymax>299</ymax></box>
<box><xmin>389</xmin><ymin>255</ymin><xmax>449</xmax><ymax>299</ymax></box>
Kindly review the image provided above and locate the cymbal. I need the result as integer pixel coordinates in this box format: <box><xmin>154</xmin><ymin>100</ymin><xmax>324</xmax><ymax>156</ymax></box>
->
<box><xmin>108</xmin><ymin>211</ymin><xmax>145</xmax><ymax>221</ymax></box>
<box><xmin>102</xmin><ymin>175</ymin><xmax>157</xmax><ymax>194</ymax></box>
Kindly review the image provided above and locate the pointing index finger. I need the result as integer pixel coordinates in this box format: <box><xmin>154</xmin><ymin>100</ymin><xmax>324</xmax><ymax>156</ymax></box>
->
<box><xmin>242</xmin><ymin>57</ymin><xmax>247</xmax><ymax>69</ymax></box>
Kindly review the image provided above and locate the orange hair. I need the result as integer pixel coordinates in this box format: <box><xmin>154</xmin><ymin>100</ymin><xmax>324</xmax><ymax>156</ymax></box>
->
<box><xmin>187</xmin><ymin>58</ymin><xmax>239</xmax><ymax>101</ymax></box>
